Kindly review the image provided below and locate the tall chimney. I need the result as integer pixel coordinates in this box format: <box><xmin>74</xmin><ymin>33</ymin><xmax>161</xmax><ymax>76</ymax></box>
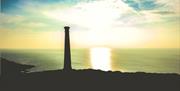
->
<box><xmin>63</xmin><ymin>26</ymin><xmax>72</xmax><ymax>71</ymax></box>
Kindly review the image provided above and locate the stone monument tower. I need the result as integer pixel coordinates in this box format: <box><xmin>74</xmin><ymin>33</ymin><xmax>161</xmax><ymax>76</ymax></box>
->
<box><xmin>63</xmin><ymin>26</ymin><xmax>72</xmax><ymax>71</ymax></box>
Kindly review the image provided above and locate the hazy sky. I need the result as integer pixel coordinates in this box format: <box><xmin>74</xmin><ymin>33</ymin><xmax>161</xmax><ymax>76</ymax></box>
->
<box><xmin>0</xmin><ymin>0</ymin><xmax>180</xmax><ymax>49</ymax></box>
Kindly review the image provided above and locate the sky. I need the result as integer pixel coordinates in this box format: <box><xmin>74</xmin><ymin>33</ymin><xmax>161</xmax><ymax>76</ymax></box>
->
<box><xmin>0</xmin><ymin>0</ymin><xmax>180</xmax><ymax>49</ymax></box>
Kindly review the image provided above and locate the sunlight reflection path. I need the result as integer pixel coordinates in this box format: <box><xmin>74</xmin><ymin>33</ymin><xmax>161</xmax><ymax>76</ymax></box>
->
<box><xmin>90</xmin><ymin>47</ymin><xmax>111</xmax><ymax>71</ymax></box>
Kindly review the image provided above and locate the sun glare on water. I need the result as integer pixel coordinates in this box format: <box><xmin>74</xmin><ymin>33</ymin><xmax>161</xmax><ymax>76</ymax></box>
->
<box><xmin>90</xmin><ymin>47</ymin><xmax>111</xmax><ymax>71</ymax></box>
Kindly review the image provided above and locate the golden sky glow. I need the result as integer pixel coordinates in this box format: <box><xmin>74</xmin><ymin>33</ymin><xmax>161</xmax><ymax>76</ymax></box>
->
<box><xmin>0</xmin><ymin>0</ymin><xmax>180</xmax><ymax>49</ymax></box>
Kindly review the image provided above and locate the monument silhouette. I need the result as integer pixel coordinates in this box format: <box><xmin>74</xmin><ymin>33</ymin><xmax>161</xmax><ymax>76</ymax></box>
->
<box><xmin>63</xmin><ymin>26</ymin><xmax>72</xmax><ymax>71</ymax></box>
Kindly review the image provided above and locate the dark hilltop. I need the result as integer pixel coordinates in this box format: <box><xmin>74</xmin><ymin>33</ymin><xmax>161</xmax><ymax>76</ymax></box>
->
<box><xmin>0</xmin><ymin>58</ymin><xmax>180</xmax><ymax>91</ymax></box>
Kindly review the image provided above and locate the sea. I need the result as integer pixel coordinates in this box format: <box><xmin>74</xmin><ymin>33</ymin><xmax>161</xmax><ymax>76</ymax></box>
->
<box><xmin>0</xmin><ymin>48</ymin><xmax>180</xmax><ymax>74</ymax></box>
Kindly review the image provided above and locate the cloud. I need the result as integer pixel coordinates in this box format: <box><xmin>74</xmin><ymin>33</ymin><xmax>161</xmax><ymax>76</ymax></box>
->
<box><xmin>156</xmin><ymin>0</ymin><xmax>180</xmax><ymax>13</ymax></box>
<box><xmin>1</xmin><ymin>0</ymin><xmax>179</xmax><ymax>31</ymax></box>
<box><xmin>123</xmin><ymin>0</ymin><xmax>160</xmax><ymax>11</ymax></box>
<box><xmin>0</xmin><ymin>13</ymin><xmax>25</xmax><ymax>30</ymax></box>
<box><xmin>43</xmin><ymin>0</ymin><xmax>137</xmax><ymax>29</ymax></box>
<box><xmin>43</xmin><ymin>0</ymin><xmax>180</xmax><ymax>30</ymax></box>
<box><xmin>1</xmin><ymin>0</ymin><xmax>179</xmax><ymax>48</ymax></box>
<box><xmin>11</xmin><ymin>0</ymin><xmax>178</xmax><ymax>32</ymax></box>
<box><xmin>153</xmin><ymin>11</ymin><xmax>175</xmax><ymax>15</ymax></box>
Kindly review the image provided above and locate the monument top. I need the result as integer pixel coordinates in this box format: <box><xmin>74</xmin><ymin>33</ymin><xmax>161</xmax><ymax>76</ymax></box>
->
<box><xmin>64</xmin><ymin>26</ymin><xmax>70</xmax><ymax>29</ymax></box>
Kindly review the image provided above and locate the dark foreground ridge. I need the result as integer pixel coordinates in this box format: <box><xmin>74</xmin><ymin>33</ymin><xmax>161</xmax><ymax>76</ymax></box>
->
<box><xmin>0</xmin><ymin>58</ymin><xmax>180</xmax><ymax>91</ymax></box>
